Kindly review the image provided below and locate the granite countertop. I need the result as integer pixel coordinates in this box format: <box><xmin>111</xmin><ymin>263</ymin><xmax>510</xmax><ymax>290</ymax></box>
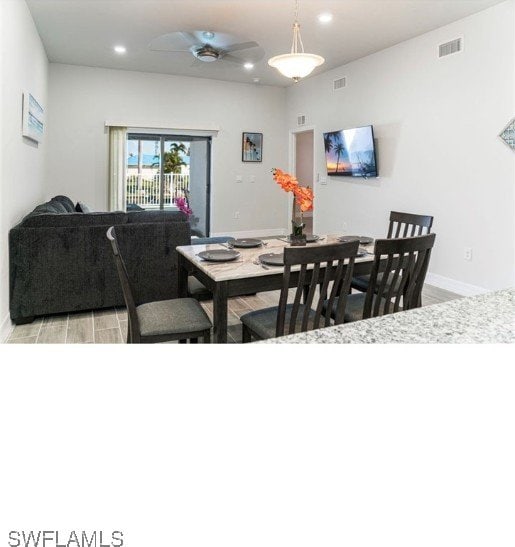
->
<box><xmin>260</xmin><ymin>288</ymin><xmax>514</xmax><ymax>344</ymax></box>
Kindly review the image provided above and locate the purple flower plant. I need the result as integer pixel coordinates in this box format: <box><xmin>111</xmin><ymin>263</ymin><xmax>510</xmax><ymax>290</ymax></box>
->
<box><xmin>176</xmin><ymin>197</ymin><xmax>193</xmax><ymax>217</ymax></box>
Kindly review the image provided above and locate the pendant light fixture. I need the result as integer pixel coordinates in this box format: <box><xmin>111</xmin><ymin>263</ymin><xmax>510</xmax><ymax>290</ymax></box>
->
<box><xmin>268</xmin><ymin>0</ymin><xmax>325</xmax><ymax>82</ymax></box>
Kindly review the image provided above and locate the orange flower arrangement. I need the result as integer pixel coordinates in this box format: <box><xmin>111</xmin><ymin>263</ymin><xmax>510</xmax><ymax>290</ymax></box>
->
<box><xmin>273</xmin><ymin>168</ymin><xmax>299</xmax><ymax>194</ymax></box>
<box><xmin>293</xmin><ymin>185</ymin><xmax>314</xmax><ymax>213</ymax></box>
<box><xmin>272</xmin><ymin>168</ymin><xmax>314</xmax><ymax>239</ymax></box>
<box><xmin>272</xmin><ymin>168</ymin><xmax>314</xmax><ymax>213</ymax></box>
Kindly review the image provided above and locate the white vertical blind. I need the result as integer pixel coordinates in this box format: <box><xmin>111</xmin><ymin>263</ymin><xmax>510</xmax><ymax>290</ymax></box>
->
<box><xmin>108</xmin><ymin>126</ymin><xmax>127</xmax><ymax>211</ymax></box>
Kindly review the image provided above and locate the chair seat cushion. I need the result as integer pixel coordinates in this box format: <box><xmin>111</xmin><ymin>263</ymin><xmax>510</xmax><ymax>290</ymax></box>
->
<box><xmin>343</xmin><ymin>293</ymin><xmax>368</xmax><ymax>322</ymax></box>
<box><xmin>351</xmin><ymin>274</ymin><xmax>371</xmax><ymax>292</ymax></box>
<box><xmin>136</xmin><ymin>298</ymin><xmax>211</xmax><ymax>337</ymax></box>
<box><xmin>188</xmin><ymin>277</ymin><xmax>212</xmax><ymax>299</ymax></box>
<box><xmin>240</xmin><ymin>304</ymin><xmax>317</xmax><ymax>340</ymax></box>
<box><xmin>351</xmin><ymin>273</ymin><xmax>403</xmax><ymax>293</ymax></box>
<box><xmin>324</xmin><ymin>293</ymin><xmax>389</xmax><ymax>323</ymax></box>
<box><xmin>188</xmin><ymin>276</ymin><xmax>258</xmax><ymax>301</ymax></box>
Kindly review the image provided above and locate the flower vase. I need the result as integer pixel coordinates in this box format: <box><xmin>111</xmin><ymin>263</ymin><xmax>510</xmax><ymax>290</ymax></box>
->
<box><xmin>290</xmin><ymin>220</ymin><xmax>307</xmax><ymax>246</ymax></box>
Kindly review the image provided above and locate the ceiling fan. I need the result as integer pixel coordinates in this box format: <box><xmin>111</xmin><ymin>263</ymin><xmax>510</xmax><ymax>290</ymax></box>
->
<box><xmin>149</xmin><ymin>30</ymin><xmax>263</xmax><ymax>68</ymax></box>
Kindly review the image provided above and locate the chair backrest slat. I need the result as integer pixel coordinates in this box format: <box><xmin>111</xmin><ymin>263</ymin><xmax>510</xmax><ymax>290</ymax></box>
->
<box><xmin>388</xmin><ymin>211</ymin><xmax>434</xmax><ymax>239</ymax></box>
<box><xmin>333</xmin><ymin>257</ymin><xmax>356</xmax><ymax>325</ymax></box>
<box><xmin>106</xmin><ymin>226</ymin><xmax>140</xmax><ymax>341</ymax></box>
<box><xmin>374</xmin><ymin>254</ymin><xmax>394</xmax><ymax>316</ymax></box>
<box><xmin>276</xmin><ymin>267</ymin><xmax>291</xmax><ymax>336</ymax></box>
<box><xmin>276</xmin><ymin>241</ymin><xmax>359</xmax><ymax>337</ymax></box>
<box><xmin>393</xmin><ymin>252</ymin><xmax>415</xmax><ymax>313</ymax></box>
<box><xmin>289</xmin><ymin>264</ymin><xmax>307</xmax><ymax>334</ymax></box>
<box><xmin>314</xmin><ymin>260</ymin><xmax>335</xmax><ymax>328</ymax></box>
<box><xmin>302</xmin><ymin>263</ymin><xmax>320</xmax><ymax>331</ymax></box>
<box><xmin>363</xmin><ymin>233</ymin><xmax>436</xmax><ymax>320</ymax></box>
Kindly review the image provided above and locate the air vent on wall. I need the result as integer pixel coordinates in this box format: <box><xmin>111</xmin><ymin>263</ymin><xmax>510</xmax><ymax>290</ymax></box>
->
<box><xmin>297</xmin><ymin>115</ymin><xmax>306</xmax><ymax>126</ymax></box>
<box><xmin>333</xmin><ymin>77</ymin><xmax>346</xmax><ymax>91</ymax></box>
<box><xmin>439</xmin><ymin>38</ymin><xmax>462</xmax><ymax>58</ymax></box>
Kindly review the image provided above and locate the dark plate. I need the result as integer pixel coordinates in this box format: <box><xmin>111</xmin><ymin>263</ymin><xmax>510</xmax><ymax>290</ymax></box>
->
<box><xmin>197</xmin><ymin>249</ymin><xmax>241</xmax><ymax>262</ymax></box>
<box><xmin>231</xmin><ymin>238</ymin><xmax>263</xmax><ymax>248</ymax></box>
<box><xmin>338</xmin><ymin>235</ymin><xmax>374</xmax><ymax>245</ymax></box>
<box><xmin>287</xmin><ymin>234</ymin><xmax>320</xmax><ymax>243</ymax></box>
<box><xmin>258</xmin><ymin>252</ymin><xmax>284</xmax><ymax>266</ymax></box>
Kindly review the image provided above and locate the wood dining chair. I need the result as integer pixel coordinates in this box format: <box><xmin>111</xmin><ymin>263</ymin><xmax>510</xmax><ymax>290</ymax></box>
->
<box><xmin>107</xmin><ymin>226</ymin><xmax>212</xmax><ymax>344</ymax></box>
<box><xmin>326</xmin><ymin>233</ymin><xmax>436</xmax><ymax>323</ymax></box>
<box><xmin>240</xmin><ymin>240</ymin><xmax>360</xmax><ymax>342</ymax></box>
<box><xmin>351</xmin><ymin>210</ymin><xmax>434</xmax><ymax>303</ymax></box>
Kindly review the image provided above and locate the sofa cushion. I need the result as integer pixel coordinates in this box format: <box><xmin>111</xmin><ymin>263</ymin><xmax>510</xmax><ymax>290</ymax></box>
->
<box><xmin>191</xmin><ymin>236</ymin><xmax>235</xmax><ymax>246</ymax></box>
<box><xmin>31</xmin><ymin>200</ymin><xmax>67</xmax><ymax>215</ymax></box>
<box><xmin>21</xmin><ymin>212</ymin><xmax>128</xmax><ymax>228</ymax></box>
<box><xmin>127</xmin><ymin>210</ymin><xmax>186</xmax><ymax>223</ymax></box>
<box><xmin>127</xmin><ymin>203</ymin><xmax>144</xmax><ymax>211</ymax></box>
<box><xmin>52</xmin><ymin>195</ymin><xmax>75</xmax><ymax>212</ymax></box>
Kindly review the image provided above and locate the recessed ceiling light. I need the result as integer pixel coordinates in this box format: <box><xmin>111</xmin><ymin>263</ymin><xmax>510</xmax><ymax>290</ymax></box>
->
<box><xmin>203</xmin><ymin>31</ymin><xmax>215</xmax><ymax>40</ymax></box>
<box><xmin>318</xmin><ymin>13</ymin><xmax>333</xmax><ymax>24</ymax></box>
<box><xmin>114</xmin><ymin>45</ymin><xmax>126</xmax><ymax>54</ymax></box>
<box><xmin>244</xmin><ymin>62</ymin><xmax>254</xmax><ymax>70</ymax></box>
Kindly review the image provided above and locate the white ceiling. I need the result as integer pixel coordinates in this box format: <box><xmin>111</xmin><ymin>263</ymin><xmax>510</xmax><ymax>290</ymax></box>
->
<box><xmin>27</xmin><ymin>0</ymin><xmax>505</xmax><ymax>87</ymax></box>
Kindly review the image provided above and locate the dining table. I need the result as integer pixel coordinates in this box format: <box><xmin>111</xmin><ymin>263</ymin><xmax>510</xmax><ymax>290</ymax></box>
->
<box><xmin>176</xmin><ymin>235</ymin><xmax>376</xmax><ymax>344</ymax></box>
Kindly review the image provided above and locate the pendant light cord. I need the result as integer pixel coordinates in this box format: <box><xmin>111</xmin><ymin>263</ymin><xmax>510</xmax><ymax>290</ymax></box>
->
<box><xmin>291</xmin><ymin>0</ymin><xmax>305</xmax><ymax>54</ymax></box>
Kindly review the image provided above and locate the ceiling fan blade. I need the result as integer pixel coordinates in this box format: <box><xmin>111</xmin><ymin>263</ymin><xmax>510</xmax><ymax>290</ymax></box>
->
<box><xmin>224</xmin><ymin>41</ymin><xmax>259</xmax><ymax>53</ymax></box>
<box><xmin>180</xmin><ymin>31</ymin><xmax>201</xmax><ymax>46</ymax></box>
<box><xmin>149</xmin><ymin>47</ymin><xmax>192</xmax><ymax>53</ymax></box>
<box><xmin>221</xmin><ymin>53</ymin><xmax>246</xmax><ymax>65</ymax></box>
<box><xmin>149</xmin><ymin>32</ymin><xmax>196</xmax><ymax>53</ymax></box>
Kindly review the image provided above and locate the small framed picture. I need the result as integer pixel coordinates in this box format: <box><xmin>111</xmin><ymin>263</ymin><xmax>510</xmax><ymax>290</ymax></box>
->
<box><xmin>22</xmin><ymin>91</ymin><xmax>45</xmax><ymax>143</ymax></box>
<box><xmin>242</xmin><ymin>132</ymin><xmax>263</xmax><ymax>162</ymax></box>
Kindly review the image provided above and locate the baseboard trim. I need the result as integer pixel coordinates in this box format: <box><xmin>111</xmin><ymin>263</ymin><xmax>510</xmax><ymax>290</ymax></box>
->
<box><xmin>0</xmin><ymin>312</ymin><xmax>14</xmax><ymax>343</ymax></box>
<box><xmin>211</xmin><ymin>228</ymin><xmax>287</xmax><ymax>238</ymax></box>
<box><xmin>425</xmin><ymin>272</ymin><xmax>489</xmax><ymax>297</ymax></box>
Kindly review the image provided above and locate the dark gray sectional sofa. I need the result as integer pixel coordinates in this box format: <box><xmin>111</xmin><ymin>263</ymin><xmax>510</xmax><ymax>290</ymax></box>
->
<box><xmin>9</xmin><ymin>195</ymin><xmax>191</xmax><ymax>324</ymax></box>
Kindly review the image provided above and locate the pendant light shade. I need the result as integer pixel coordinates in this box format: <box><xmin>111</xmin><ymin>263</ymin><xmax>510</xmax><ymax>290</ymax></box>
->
<box><xmin>268</xmin><ymin>5</ymin><xmax>325</xmax><ymax>82</ymax></box>
<box><xmin>268</xmin><ymin>52</ymin><xmax>325</xmax><ymax>81</ymax></box>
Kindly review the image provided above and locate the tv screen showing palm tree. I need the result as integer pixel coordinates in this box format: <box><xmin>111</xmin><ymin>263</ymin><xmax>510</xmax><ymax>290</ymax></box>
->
<box><xmin>323</xmin><ymin>125</ymin><xmax>377</xmax><ymax>178</ymax></box>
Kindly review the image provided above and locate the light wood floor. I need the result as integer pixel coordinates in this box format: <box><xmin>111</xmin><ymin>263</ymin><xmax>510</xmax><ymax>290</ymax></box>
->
<box><xmin>7</xmin><ymin>284</ymin><xmax>461</xmax><ymax>344</ymax></box>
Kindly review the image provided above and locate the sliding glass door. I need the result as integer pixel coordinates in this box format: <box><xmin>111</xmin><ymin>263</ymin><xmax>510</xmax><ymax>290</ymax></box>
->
<box><xmin>126</xmin><ymin>133</ymin><xmax>211</xmax><ymax>236</ymax></box>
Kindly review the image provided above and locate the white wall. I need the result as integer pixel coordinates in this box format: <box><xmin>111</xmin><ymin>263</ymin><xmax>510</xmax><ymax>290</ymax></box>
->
<box><xmin>287</xmin><ymin>1</ymin><xmax>515</xmax><ymax>292</ymax></box>
<box><xmin>46</xmin><ymin>64</ymin><xmax>289</xmax><ymax>236</ymax></box>
<box><xmin>0</xmin><ymin>0</ymin><xmax>48</xmax><ymax>338</ymax></box>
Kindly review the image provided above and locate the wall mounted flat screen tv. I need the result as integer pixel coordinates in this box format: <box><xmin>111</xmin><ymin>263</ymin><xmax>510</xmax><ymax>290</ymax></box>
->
<box><xmin>323</xmin><ymin>125</ymin><xmax>377</xmax><ymax>178</ymax></box>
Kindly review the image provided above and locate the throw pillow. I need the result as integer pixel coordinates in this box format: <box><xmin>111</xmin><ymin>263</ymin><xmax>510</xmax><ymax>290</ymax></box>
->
<box><xmin>52</xmin><ymin>195</ymin><xmax>75</xmax><ymax>212</ymax></box>
<box><xmin>32</xmin><ymin>201</ymin><xmax>66</xmax><ymax>214</ymax></box>
<box><xmin>75</xmin><ymin>201</ymin><xmax>93</xmax><ymax>213</ymax></box>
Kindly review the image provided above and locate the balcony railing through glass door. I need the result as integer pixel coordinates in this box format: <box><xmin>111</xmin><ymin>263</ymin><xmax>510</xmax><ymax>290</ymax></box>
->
<box><xmin>126</xmin><ymin>173</ymin><xmax>190</xmax><ymax>209</ymax></box>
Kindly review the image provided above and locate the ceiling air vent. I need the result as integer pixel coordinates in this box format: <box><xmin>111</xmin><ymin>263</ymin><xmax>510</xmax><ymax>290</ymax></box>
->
<box><xmin>333</xmin><ymin>77</ymin><xmax>346</xmax><ymax>91</ymax></box>
<box><xmin>297</xmin><ymin>115</ymin><xmax>306</xmax><ymax>126</ymax></box>
<box><xmin>439</xmin><ymin>38</ymin><xmax>463</xmax><ymax>58</ymax></box>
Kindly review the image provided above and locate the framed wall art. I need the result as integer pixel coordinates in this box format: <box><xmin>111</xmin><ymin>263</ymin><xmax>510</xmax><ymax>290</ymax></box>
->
<box><xmin>499</xmin><ymin>118</ymin><xmax>515</xmax><ymax>150</ymax></box>
<box><xmin>22</xmin><ymin>91</ymin><xmax>45</xmax><ymax>143</ymax></box>
<box><xmin>242</xmin><ymin>132</ymin><xmax>263</xmax><ymax>162</ymax></box>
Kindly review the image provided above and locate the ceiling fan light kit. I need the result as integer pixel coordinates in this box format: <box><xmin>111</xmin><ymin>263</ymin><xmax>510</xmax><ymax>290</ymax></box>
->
<box><xmin>192</xmin><ymin>44</ymin><xmax>220</xmax><ymax>62</ymax></box>
<box><xmin>268</xmin><ymin>0</ymin><xmax>325</xmax><ymax>82</ymax></box>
